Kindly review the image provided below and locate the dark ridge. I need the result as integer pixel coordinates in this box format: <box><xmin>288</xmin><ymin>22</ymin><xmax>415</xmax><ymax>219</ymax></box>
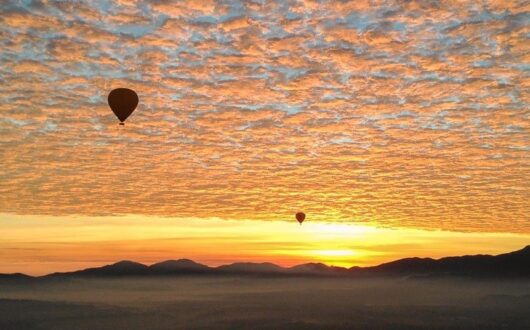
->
<box><xmin>0</xmin><ymin>273</ymin><xmax>33</xmax><ymax>279</ymax></box>
<box><xmin>361</xmin><ymin>257</ymin><xmax>438</xmax><ymax>275</ymax></box>
<box><xmin>360</xmin><ymin>245</ymin><xmax>530</xmax><ymax>277</ymax></box>
<box><xmin>216</xmin><ymin>262</ymin><xmax>286</xmax><ymax>275</ymax></box>
<box><xmin>3</xmin><ymin>245</ymin><xmax>529</xmax><ymax>280</ymax></box>
<box><xmin>0</xmin><ymin>273</ymin><xmax>34</xmax><ymax>283</ymax></box>
<box><xmin>289</xmin><ymin>263</ymin><xmax>348</xmax><ymax>276</ymax></box>
<box><xmin>149</xmin><ymin>259</ymin><xmax>210</xmax><ymax>274</ymax></box>
<box><xmin>44</xmin><ymin>260</ymin><xmax>149</xmax><ymax>278</ymax></box>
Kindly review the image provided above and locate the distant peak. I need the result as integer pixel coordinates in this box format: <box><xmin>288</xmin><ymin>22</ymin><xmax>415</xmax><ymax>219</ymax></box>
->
<box><xmin>155</xmin><ymin>259</ymin><xmax>198</xmax><ymax>265</ymax></box>
<box><xmin>514</xmin><ymin>245</ymin><xmax>530</xmax><ymax>254</ymax></box>
<box><xmin>496</xmin><ymin>245</ymin><xmax>530</xmax><ymax>257</ymax></box>
<box><xmin>149</xmin><ymin>259</ymin><xmax>209</xmax><ymax>272</ymax></box>
<box><xmin>112</xmin><ymin>260</ymin><xmax>146</xmax><ymax>267</ymax></box>
<box><xmin>293</xmin><ymin>262</ymin><xmax>327</xmax><ymax>268</ymax></box>
<box><xmin>216</xmin><ymin>262</ymin><xmax>284</xmax><ymax>273</ymax></box>
<box><xmin>290</xmin><ymin>262</ymin><xmax>331</xmax><ymax>272</ymax></box>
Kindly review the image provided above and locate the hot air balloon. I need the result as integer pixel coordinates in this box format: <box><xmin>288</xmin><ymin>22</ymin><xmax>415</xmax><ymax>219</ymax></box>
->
<box><xmin>295</xmin><ymin>212</ymin><xmax>305</xmax><ymax>225</ymax></box>
<box><xmin>108</xmin><ymin>88</ymin><xmax>139</xmax><ymax>125</ymax></box>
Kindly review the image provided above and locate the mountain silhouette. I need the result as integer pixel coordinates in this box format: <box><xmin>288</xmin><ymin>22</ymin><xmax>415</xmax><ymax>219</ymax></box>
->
<box><xmin>0</xmin><ymin>273</ymin><xmax>34</xmax><ymax>283</ymax></box>
<box><xmin>289</xmin><ymin>262</ymin><xmax>349</xmax><ymax>276</ymax></box>
<box><xmin>149</xmin><ymin>259</ymin><xmax>210</xmax><ymax>274</ymax></box>
<box><xmin>361</xmin><ymin>245</ymin><xmax>530</xmax><ymax>277</ymax></box>
<box><xmin>4</xmin><ymin>246</ymin><xmax>529</xmax><ymax>280</ymax></box>
<box><xmin>217</xmin><ymin>262</ymin><xmax>285</xmax><ymax>275</ymax></box>
<box><xmin>46</xmin><ymin>260</ymin><xmax>149</xmax><ymax>278</ymax></box>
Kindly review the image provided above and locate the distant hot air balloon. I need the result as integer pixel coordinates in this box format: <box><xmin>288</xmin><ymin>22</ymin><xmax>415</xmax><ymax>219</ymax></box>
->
<box><xmin>295</xmin><ymin>212</ymin><xmax>306</xmax><ymax>225</ymax></box>
<box><xmin>108</xmin><ymin>88</ymin><xmax>139</xmax><ymax>125</ymax></box>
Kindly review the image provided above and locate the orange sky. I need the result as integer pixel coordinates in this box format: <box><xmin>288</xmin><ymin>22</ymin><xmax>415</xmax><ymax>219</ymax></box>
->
<box><xmin>2</xmin><ymin>214</ymin><xmax>529</xmax><ymax>276</ymax></box>
<box><xmin>0</xmin><ymin>1</ymin><xmax>529</xmax><ymax>274</ymax></box>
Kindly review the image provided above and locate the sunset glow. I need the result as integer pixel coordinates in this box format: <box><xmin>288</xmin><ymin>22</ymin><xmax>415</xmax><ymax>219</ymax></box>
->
<box><xmin>0</xmin><ymin>0</ymin><xmax>529</xmax><ymax>276</ymax></box>
<box><xmin>2</xmin><ymin>214</ymin><xmax>529</xmax><ymax>275</ymax></box>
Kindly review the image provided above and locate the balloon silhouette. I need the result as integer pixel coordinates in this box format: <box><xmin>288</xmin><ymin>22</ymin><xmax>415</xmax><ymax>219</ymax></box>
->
<box><xmin>108</xmin><ymin>88</ymin><xmax>139</xmax><ymax>125</ymax></box>
<box><xmin>295</xmin><ymin>212</ymin><xmax>306</xmax><ymax>225</ymax></box>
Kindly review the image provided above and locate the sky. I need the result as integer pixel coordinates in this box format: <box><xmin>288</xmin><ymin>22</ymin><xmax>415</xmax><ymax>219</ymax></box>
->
<box><xmin>0</xmin><ymin>0</ymin><xmax>529</xmax><ymax>274</ymax></box>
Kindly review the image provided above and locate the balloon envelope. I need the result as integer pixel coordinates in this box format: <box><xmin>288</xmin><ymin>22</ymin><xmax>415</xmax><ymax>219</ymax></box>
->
<box><xmin>108</xmin><ymin>88</ymin><xmax>139</xmax><ymax>124</ymax></box>
<box><xmin>295</xmin><ymin>212</ymin><xmax>306</xmax><ymax>224</ymax></box>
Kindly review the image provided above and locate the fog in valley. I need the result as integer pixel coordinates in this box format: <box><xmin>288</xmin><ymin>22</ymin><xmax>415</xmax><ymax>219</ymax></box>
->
<box><xmin>1</xmin><ymin>277</ymin><xmax>529</xmax><ymax>329</ymax></box>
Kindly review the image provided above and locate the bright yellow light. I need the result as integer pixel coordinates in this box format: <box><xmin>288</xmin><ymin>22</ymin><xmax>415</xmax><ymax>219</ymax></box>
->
<box><xmin>310</xmin><ymin>249</ymin><xmax>356</xmax><ymax>257</ymax></box>
<box><xmin>1</xmin><ymin>214</ymin><xmax>530</xmax><ymax>275</ymax></box>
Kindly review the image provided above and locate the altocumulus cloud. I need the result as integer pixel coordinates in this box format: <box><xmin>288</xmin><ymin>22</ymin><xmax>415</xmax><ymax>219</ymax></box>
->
<box><xmin>0</xmin><ymin>0</ymin><xmax>528</xmax><ymax>233</ymax></box>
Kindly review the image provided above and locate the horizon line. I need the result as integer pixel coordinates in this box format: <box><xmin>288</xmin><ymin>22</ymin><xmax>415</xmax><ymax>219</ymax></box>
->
<box><xmin>4</xmin><ymin>244</ymin><xmax>528</xmax><ymax>277</ymax></box>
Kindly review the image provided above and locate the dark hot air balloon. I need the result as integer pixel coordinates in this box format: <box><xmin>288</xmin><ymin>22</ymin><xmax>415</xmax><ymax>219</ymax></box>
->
<box><xmin>108</xmin><ymin>88</ymin><xmax>139</xmax><ymax>125</ymax></box>
<box><xmin>295</xmin><ymin>212</ymin><xmax>305</xmax><ymax>225</ymax></box>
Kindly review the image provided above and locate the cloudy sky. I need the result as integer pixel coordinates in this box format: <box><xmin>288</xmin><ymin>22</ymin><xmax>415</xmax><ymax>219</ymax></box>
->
<box><xmin>0</xmin><ymin>0</ymin><xmax>529</xmax><ymax>274</ymax></box>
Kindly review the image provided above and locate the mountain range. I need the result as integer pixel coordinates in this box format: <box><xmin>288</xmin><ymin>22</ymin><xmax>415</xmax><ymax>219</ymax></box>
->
<box><xmin>2</xmin><ymin>246</ymin><xmax>529</xmax><ymax>280</ymax></box>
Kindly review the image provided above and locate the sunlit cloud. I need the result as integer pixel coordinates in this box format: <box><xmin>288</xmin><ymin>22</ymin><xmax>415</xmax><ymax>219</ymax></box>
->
<box><xmin>0</xmin><ymin>0</ymin><xmax>528</xmax><ymax>233</ymax></box>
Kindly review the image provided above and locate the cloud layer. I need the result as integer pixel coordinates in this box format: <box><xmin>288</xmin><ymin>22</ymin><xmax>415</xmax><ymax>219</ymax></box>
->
<box><xmin>0</xmin><ymin>0</ymin><xmax>528</xmax><ymax>232</ymax></box>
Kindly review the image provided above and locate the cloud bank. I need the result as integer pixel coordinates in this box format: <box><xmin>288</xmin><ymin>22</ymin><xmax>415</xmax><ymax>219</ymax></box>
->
<box><xmin>0</xmin><ymin>0</ymin><xmax>528</xmax><ymax>232</ymax></box>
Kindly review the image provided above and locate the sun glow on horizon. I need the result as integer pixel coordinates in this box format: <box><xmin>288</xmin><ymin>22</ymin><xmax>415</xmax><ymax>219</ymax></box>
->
<box><xmin>1</xmin><ymin>214</ymin><xmax>529</xmax><ymax>276</ymax></box>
